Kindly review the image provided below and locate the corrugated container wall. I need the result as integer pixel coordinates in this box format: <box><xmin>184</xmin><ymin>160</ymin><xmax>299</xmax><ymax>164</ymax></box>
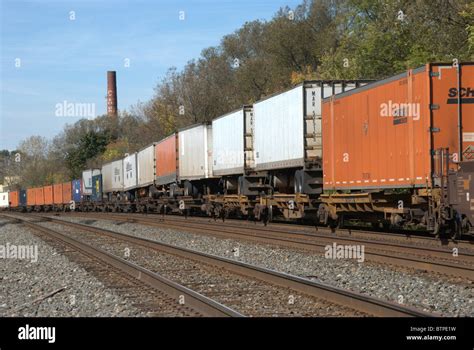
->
<box><xmin>138</xmin><ymin>144</ymin><xmax>156</xmax><ymax>187</ymax></box>
<box><xmin>253</xmin><ymin>81</ymin><xmax>369</xmax><ymax>171</ymax></box>
<box><xmin>53</xmin><ymin>183</ymin><xmax>63</xmax><ymax>204</ymax></box>
<box><xmin>27</xmin><ymin>189</ymin><xmax>35</xmax><ymax>206</ymax></box>
<box><xmin>72</xmin><ymin>180</ymin><xmax>82</xmax><ymax>202</ymax></box>
<box><xmin>62</xmin><ymin>182</ymin><xmax>72</xmax><ymax>204</ymax></box>
<box><xmin>0</xmin><ymin>192</ymin><xmax>9</xmax><ymax>208</ymax></box>
<box><xmin>254</xmin><ymin>85</ymin><xmax>304</xmax><ymax>170</ymax></box>
<box><xmin>35</xmin><ymin>188</ymin><xmax>44</xmax><ymax>205</ymax></box>
<box><xmin>82</xmin><ymin>169</ymin><xmax>101</xmax><ymax>195</ymax></box>
<box><xmin>123</xmin><ymin>153</ymin><xmax>138</xmax><ymax>190</ymax></box>
<box><xmin>322</xmin><ymin>63</ymin><xmax>474</xmax><ymax>190</ymax></box>
<box><xmin>155</xmin><ymin>134</ymin><xmax>178</xmax><ymax>185</ymax></box>
<box><xmin>212</xmin><ymin>109</ymin><xmax>245</xmax><ymax>176</ymax></box>
<box><xmin>44</xmin><ymin>185</ymin><xmax>53</xmax><ymax>205</ymax></box>
<box><xmin>10</xmin><ymin>191</ymin><xmax>19</xmax><ymax>207</ymax></box>
<box><xmin>102</xmin><ymin>160</ymin><xmax>124</xmax><ymax>192</ymax></box>
<box><xmin>178</xmin><ymin>124</ymin><xmax>213</xmax><ymax>180</ymax></box>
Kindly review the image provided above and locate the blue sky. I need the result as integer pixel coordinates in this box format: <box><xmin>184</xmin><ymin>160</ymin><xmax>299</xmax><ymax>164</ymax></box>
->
<box><xmin>0</xmin><ymin>0</ymin><xmax>300</xmax><ymax>150</ymax></box>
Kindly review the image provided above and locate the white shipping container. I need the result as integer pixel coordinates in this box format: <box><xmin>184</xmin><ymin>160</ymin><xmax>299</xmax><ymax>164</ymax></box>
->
<box><xmin>254</xmin><ymin>85</ymin><xmax>305</xmax><ymax>170</ymax></box>
<box><xmin>102</xmin><ymin>160</ymin><xmax>124</xmax><ymax>192</ymax></box>
<box><xmin>123</xmin><ymin>153</ymin><xmax>138</xmax><ymax>190</ymax></box>
<box><xmin>212</xmin><ymin>109</ymin><xmax>245</xmax><ymax>176</ymax></box>
<box><xmin>178</xmin><ymin>124</ymin><xmax>213</xmax><ymax>180</ymax></box>
<box><xmin>82</xmin><ymin>169</ymin><xmax>101</xmax><ymax>195</ymax></box>
<box><xmin>0</xmin><ymin>192</ymin><xmax>9</xmax><ymax>208</ymax></box>
<box><xmin>253</xmin><ymin>81</ymin><xmax>367</xmax><ymax>171</ymax></box>
<box><xmin>137</xmin><ymin>143</ymin><xmax>156</xmax><ymax>187</ymax></box>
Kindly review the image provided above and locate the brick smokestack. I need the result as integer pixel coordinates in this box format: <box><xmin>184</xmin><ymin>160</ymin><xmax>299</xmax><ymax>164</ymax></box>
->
<box><xmin>107</xmin><ymin>71</ymin><xmax>118</xmax><ymax>117</ymax></box>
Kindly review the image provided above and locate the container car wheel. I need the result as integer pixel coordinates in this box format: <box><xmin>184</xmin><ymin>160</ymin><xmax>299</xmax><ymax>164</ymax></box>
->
<box><xmin>329</xmin><ymin>215</ymin><xmax>343</xmax><ymax>231</ymax></box>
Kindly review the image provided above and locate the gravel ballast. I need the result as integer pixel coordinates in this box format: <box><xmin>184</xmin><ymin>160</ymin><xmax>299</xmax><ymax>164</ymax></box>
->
<box><xmin>0</xmin><ymin>219</ymin><xmax>147</xmax><ymax>317</ymax></box>
<box><xmin>55</xmin><ymin>216</ymin><xmax>474</xmax><ymax>316</ymax></box>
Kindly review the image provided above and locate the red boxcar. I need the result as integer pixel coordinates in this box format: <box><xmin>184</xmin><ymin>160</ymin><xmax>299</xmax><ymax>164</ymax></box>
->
<box><xmin>9</xmin><ymin>191</ymin><xmax>19</xmax><ymax>207</ymax></box>
<box><xmin>62</xmin><ymin>182</ymin><xmax>72</xmax><ymax>204</ymax></box>
<box><xmin>53</xmin><ymin>183</ymin><xmax>63</xmax><ymax>205</ymax></box>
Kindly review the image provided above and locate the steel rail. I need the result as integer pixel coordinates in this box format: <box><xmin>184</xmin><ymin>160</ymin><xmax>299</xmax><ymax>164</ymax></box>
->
<box><xmin>55</xmin><ymin>212</ymin><xmax>474</xmax><ymax>280</ymax></box>
<box><xmin>1</xmin><ymin>214</ymin><xmax>243</xmax><ymax>317</ymax></box>
<box><xmin>19</xmin><ymin>213</ymin><xmax>436</xmax><ymax>317</ymax></box>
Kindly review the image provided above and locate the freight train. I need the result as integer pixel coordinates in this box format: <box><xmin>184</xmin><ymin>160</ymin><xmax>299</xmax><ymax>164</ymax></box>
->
<box><xmin>2</xmin><ymin>62</ymin><xmax>473</xmax><ymax>238</ymax></box>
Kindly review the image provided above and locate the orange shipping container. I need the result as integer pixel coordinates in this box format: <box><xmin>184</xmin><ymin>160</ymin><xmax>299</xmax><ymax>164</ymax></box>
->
<box><xmin>27</xmin><ymin>189</ymin><xmax>36</xmax><ymax>206</ymax></box>
<box><xmin>155</xmin><ymin>133</ymin><xmax>178</xmax><ymax>185</ymax></box>
<box><xmin>53</xmin><ymin>183</ymin><xmax>63</xmax><ymax>204</ymax></box>
<box><xmin>322</xmin><ymin>62</ymin><xmax>474</xmax><ymax>190</ymax></box>
<box><xmin>9</xmin><ymin>191</ymin><xmax>19</xmax><ymax>207</ymax></box>
<box><xmin>43</xmin><ymin>186</ymin><xmax>53</xmax><ymax>205</ymax></box>
<box><xmin>34</xmin><ymin>188</ymin><xmax>45</xmax><ymax>205</ymax></box>
<box><xmin>62</xmin><ymin>182</ymin><xmax>72</xmax><ymax>204</ymax></box>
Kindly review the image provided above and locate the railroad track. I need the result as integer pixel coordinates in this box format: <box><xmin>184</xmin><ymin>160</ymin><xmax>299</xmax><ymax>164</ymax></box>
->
<box><xmin>150</xmin><ymin>213</ymin><xmax>474</xmax><ymax>249</ymax></box>
<box><xmin>0</xmin><ymin>214</ymin><xmax>242</xmax><ymax>317</ymax></box>
<box><xmin>2</xmin><ymin>213</ymin><xmax>433</xmax><ymax>317</ymax></box>
<box><xmin>49</xmin><ymin>211</ymin><xmax>474</xmax><ymax>280</ymax></box>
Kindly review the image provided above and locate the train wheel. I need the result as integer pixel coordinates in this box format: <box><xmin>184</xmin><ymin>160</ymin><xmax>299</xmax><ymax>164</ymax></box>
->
<box><xmin>329</xmin><ymin>215</ymin><xmax>343</xmax><ymax>231</ymax></box>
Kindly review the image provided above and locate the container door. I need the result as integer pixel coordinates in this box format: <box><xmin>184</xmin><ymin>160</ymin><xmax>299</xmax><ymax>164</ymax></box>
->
<box><xmin>304</xmin><ymin>84</ymin><xmax>322</xmax><ymax>164</ymax></box>
<box><xmin>431</xmin><ymin>63</ymin><xmax>474</xmax><ymax>169</ymax></box>
<box><xmin>244</xmin><ymin>107</ymin><xmax>255</xmax><ymax>171</ymax></box>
